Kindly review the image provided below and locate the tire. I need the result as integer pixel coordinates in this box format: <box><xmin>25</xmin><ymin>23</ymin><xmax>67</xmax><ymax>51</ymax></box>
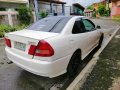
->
<box><xmin>67</xmin><ymin>51</ymin><xmax>81</xmax><ymax>77</ymax></box>
<box><xmin>98</xmin><ymin>34</ymin><xmax>104</xmax><ymax>48</ymax></box>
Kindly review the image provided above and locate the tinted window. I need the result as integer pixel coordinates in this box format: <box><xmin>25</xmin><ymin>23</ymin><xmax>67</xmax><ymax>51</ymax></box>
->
<box><xmin>82</xmin><ymin>19</ymin><xmax>95</xmax><ymax>32</ymax></box>
<box><xmin>72</xmin><ymin>20</ymin><xmax>85</xmax><ymax>34</ymax></box>
<box><xmin>27</xmin><ymin>17</ymin><xmax>71</xmax><ymax>33</ymax></box>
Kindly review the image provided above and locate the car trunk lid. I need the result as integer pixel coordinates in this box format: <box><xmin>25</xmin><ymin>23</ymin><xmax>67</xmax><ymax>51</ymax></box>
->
<box><xmin>5</xmin><ymin>30</ymin><xmax>59</xmax><ymax>59</ymax></box>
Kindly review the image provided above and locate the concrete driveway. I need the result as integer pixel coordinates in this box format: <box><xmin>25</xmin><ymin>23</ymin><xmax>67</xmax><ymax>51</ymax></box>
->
<box><xmin>0</xmin><ymin>19</ymin><xmax>119</xmax><ymax>90</ymax></box>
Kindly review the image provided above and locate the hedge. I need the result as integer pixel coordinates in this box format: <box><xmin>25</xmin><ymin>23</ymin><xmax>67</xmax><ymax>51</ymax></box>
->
<box><xmin>0</xmin><ymin>24</ymin><xmax>26</xmax><ymax>38</ymax></box>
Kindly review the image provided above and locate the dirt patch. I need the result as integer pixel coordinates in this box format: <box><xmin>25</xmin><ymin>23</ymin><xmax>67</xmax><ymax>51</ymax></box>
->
<box><xmin>110</xmin><ymin>61</ymin><xmax>120</xmax><ymax>90</ymax></box>
<box><xmin>110</xmin><ymin>77</ymin><xmax>120</xmax><ymax>90</ymax></box>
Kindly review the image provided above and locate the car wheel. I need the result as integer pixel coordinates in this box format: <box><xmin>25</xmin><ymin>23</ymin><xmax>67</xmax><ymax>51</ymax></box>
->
<box><xmin>98</xmin><ymin>34</ymin><xmax>104</xmax><ymax>48</ymax></box>
<box><xmin>67</xmin><ymin>51</ymin><xmax>82</xmax><ymax>77</ymax></box>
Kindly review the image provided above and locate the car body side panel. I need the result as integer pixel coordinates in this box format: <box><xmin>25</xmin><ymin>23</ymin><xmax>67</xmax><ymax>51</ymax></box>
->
<box><xmin>64</xmin><ymin>32</ymin><xmax>99</xmax><ymax>60</ymax></box>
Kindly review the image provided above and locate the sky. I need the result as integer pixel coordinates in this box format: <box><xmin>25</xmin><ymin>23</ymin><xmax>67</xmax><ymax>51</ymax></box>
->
<box><xmin>64</xmin><ymin>0</ymin><xmax>104</xmax><ymax>7</ymax></box>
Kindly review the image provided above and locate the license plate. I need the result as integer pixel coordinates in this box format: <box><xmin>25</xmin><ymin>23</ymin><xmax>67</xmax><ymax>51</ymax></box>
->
<box><xmin>14</xmin><ymin>41</ymin><xmax>26</xmax><ymax>51</ymax></box>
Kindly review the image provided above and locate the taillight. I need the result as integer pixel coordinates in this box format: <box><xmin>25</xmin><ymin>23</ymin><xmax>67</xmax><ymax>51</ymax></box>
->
<box><xmin>28</xmin><ymin>40</ymin><xmax>54</xmax><ymax>57</ymax></box>
<box><xmin>5</xmin><ymin>38</ymin><xmax>11</xmax><ymax>48</ymax></box>
<box><xmin>28</xmin><ymin>45</ymin><xmax>36</xmax><ymax>55</ymax></box>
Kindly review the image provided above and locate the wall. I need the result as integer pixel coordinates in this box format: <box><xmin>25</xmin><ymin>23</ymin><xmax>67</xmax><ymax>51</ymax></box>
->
<box><xmin>0</xmin><ymin>2</ymin><xmax>27</xmax><ymax>26</ymax></box>
<box><xmin>0</xmin><ymin>14</ymin><xmax>9</xmax><ymax>25</ymax></box>
<box><xmin>0</xmin><ymin>10</ymin><xmax>19</xmax><ymax>26</ymax></box>
<box><xmin>0</xmin><ymin>2</ymin><xmax>25</xmax><ymax>9</ymax></box>
<box><xmin>0</xmin><ymin>10</ymin><xmax>36</xmax><ymax>26</ymax></box>
<box><xmin>38</xmin><ymin>1</ymin><xmax>62</xmax><ymax>14</ymax></box>
<box><xmin>29</xmin><ymin>0</ymin><xmax>63</xmax><ymax>16</ymax></box>
<box><xmin>84</xmin><ymin>12</ymin><xmax>93</xmax><ymax>17</ymax></box>
<box><xmin>111</xmin><ymin>1</ymin><xmax>120</xmax><ymax>17</ymax></box>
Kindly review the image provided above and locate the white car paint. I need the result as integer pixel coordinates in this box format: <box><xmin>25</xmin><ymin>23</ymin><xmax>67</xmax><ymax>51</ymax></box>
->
<box><xmin>5</xmin><ymin>16</ymin><xmax>103</xmax><ymax>78</ymax></box>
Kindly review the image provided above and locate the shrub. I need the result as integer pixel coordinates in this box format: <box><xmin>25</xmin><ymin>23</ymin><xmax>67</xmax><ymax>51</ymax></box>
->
<box><xmin>39</xmin><ymin>11</ymin><xmax>48</xmax><ymax>18</ymax></box>
<box><xmin>17</xmin><ymin>6</ymin><xmax>32</xmax><ymax>25</ymax></box>
<box><xmin>92</xmin><ymin>10</ymin><xmax>99</xmax><ymax>17</ymax></box>
<box><xmin>87</xmin><ymin>5</ymin><xmax>94</xmax><ymax>10</ymax></box>
<box><xmin>0</xmin><ymin>24</ymin><xmax>26</xmax><ymax>38</ymax></box>
<box><xmin>15</xmin><ymin>24</ymin><xmax>26</xmax><ymax>30</ymax></box>
<box><xmin>92</xmin><ymin>12</ymin><xmax>96</xmax><ymax>17</ymax></box>
<box><xmin>98</xmin><ymin>5</ymin><xmax>109</xmax><ymax>16</ymax></box>
<box><xmin>0</xmin><ymin>25</ymin><xmax>15</xmax><ymax>37</ymax></box>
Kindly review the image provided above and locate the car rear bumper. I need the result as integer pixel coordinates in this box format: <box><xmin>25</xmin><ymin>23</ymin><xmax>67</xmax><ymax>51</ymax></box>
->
<box><xmin>5</xmin><ymin>47</ymin><xmax>71</xmax><ymax>78</ymax></box>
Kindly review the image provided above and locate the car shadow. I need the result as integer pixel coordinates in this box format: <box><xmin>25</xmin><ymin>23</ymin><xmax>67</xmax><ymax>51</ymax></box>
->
<box><xmin>61</xmin><ymin>45</ymin><xmax>100</xmax><ymax>90</ymax></box>
<box><xmin>16</xmin><ymin>69</ymin><xmax>68</xmax><ymax>90</ymax></box>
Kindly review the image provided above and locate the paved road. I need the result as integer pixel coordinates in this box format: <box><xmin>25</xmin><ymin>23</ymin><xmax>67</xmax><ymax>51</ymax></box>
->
<box><xmin>0</xmin><ymin>19</ymin><xmax>119</xmax><ymax>90</ymax></box>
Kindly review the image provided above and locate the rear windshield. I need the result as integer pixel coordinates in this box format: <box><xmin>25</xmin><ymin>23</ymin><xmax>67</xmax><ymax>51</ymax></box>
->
<box><xmin>27</xmin><ymin>16</ymin><xmax>71</xmax><ymax>33</ymax></box>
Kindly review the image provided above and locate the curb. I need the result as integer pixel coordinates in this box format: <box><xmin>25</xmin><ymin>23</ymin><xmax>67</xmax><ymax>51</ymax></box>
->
<box><xmin>66</xmin><ymin>27</ymin><xmax>120</xmax><ymax>90</ymax></box>
<box><xmin>0</xmin><ymin>38</ymin><xmax>4</xmax><ymax>40</ymax></box>
<box><xmin>94</xmin><ymin>27</ymin><xmax>120</xmax><ymax>57</ymax></box>
<box><xmin>0</xmin><ymin>38</ymin><xmax>4</xmax><ymax>42</ymax></box>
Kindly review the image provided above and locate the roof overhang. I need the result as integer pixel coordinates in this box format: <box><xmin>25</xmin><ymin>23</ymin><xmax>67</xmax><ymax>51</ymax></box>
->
<box><xmin>73</xmin><ymin>3</ymin><xmax>85</xmax><ymax>10</ymax></box>
<box><xmin>0</xmin><ymin>0</ymin><xmax>28</xmax><ymax>3</ymax></box>
<box><xmin>84</xmin><ymin>10</ymin><xmax>93</xmax><ymax>13</ymax></box>
<box><xmin>39</xmin><ymin>0</ymin><xmax>66</xmax><ymax>4</ymax></box>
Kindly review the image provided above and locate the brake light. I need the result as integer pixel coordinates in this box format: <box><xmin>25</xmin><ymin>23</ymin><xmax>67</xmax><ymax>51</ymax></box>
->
<box><xmin>5</xmin><ymin>38</ymin><xmax>11</xmax><ymax>48</ymax></box>
<box><xmin>28</xmin><ymin>40</ymin><xmax>54</xmax><ymax>57</ymax></box>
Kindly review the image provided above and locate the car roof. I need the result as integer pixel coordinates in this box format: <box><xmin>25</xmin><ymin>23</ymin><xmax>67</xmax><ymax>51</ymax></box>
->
<box><xmin>47</xmin><ymin>16</ymin><xmax>86</xmax><ymax>19</ymax></box>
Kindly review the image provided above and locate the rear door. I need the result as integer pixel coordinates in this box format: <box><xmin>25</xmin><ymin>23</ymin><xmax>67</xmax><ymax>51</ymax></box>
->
<box><xmin>82</xmin><ymin>19</ymin><xmax>100</xmax><ymax>54</ymax></box>
<box><xmin>68</xmin><ymin>18</ymin><xmax>92</xmax><ymax>59</ymax></box>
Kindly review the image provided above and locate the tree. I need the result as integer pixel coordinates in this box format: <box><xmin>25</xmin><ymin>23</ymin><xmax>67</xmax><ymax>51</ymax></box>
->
<box><xmin>87</xmin><ymin>5</ymin><xmax>94</xmax><ymax>10</ymax></box>
<box><xmin>18</xmin><ymin>6</ymin><xmax>32</xmax><ymax>25</ymax></box>
<box><xmin>39</xmin><ymin>11</ymin><xmax>48</xmax><ymax>18</ymax></box>
<box><xmin>98</xmin><ymin>5</ymin><xmax>107</xmax><ymax>16</ymax></box>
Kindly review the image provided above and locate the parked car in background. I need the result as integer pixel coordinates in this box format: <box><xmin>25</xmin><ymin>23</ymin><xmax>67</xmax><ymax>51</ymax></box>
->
<box><xmin>5</xmin><ymin>16</ymin><xmax>103</xmax><ymax>78</ymax></box>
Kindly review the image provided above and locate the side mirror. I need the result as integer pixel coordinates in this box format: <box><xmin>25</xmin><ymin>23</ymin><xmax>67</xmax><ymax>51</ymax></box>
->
<box><xmin>96</xmin><ymin>25</ymin><xmax>101</xmax><ymax>29</ymax></box>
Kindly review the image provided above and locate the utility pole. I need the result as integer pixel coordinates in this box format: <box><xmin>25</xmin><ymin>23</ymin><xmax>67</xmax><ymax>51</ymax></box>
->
<box><xmin>107</xmin><ymin>0</ymin><xmax>110</xmax><ymax>16</ymax></box>
<box><xmin>34</xmin><ymin>0</ymin><xmax>39</xmax><ymax>21</ymax></box>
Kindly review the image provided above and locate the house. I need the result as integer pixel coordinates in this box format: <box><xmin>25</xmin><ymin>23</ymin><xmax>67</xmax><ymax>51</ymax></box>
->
<box><xmin>29</xmin><ymin>0</ymin><xmax>66</xmax><ymax>20</ymax></box>
<box><xmin>0</xmin><ymin>0</ymin><xmax>66</xmax><ymax>26</ymax></box>
<box><xmin>0</xmin><ymin>0</ymin><xmax>28</xmax><ymax>26</ymax></box>
<box><xmin>111</xmin><ymin>0</ymin><xmax>120</xmax><ymax>19</ymax></box>
<box><xmin>0</xmin><ymin>0</ymin><xmax>66</xmax><ymax>16</ymax></box>
<box><xmin>71</xmin><ymin>3</ymin><xmax>85</xmax><ymax>15</ymax></box>
<box><xmin>84</xmin><ymin>9</ymin><xmax>94</xmax><ymax>17</ymax></box>
<box><xmin>64</xmin><ymin>0</ymin><xmax>85</xmax><ymax>16</ymax></box>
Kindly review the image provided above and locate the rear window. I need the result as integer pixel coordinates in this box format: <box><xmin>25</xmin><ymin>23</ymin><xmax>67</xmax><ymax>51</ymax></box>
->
<box><xmin>27</xmin><ymin>16</ymin><xmax>71</xmax><ymax>33</ymax></box>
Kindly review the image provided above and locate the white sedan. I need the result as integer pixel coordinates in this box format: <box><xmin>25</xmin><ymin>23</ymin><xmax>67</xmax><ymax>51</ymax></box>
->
<box><xmin>5</xmin><ymin>16</ymin><xmax>103</xmax><ymax>78</ymax></box>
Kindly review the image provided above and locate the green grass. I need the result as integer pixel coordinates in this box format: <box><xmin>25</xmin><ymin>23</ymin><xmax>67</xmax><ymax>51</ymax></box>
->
<box><xmin>0</xmin><ymin>24</ymin><xmax>26</xmax><ymax>38</ymax></box>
